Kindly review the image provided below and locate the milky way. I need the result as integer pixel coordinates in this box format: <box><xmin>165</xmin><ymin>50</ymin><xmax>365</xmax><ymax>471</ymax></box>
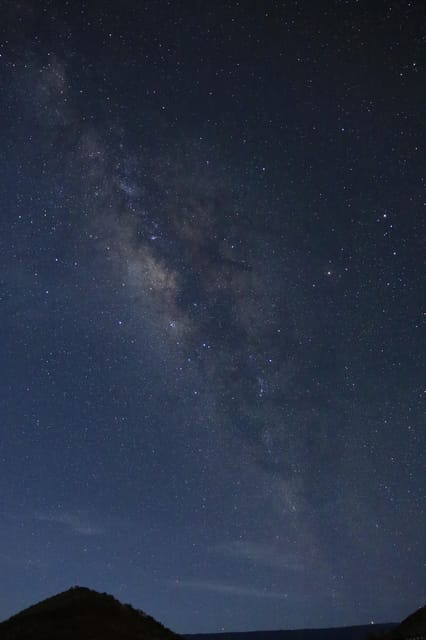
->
<box><xmin>0</xmin><ymin>1</ymin><xmax>424</xmax><ymax>633</ymax></box>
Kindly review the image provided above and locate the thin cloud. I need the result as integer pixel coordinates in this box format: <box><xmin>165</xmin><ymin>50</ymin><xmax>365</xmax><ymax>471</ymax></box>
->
<box><xmin>213</xmin><ymin>540</ymin><xmax>304</xmax><ymax>572</ymax></box>
<box><xmin>34</xmin><ymin>512</ymin><xmax>102</xmax><ymax>536</ymax></box>
<box><xmin>169</xmin><ymin>578</ymin><xmax>288</xmax><ymax>600</ymax></box>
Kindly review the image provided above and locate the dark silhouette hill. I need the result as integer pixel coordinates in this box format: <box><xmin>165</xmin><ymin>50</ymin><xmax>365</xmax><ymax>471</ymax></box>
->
<box><xmin>1</xmin><ymin>586</ymin><xmax>422</xmax><ymax>640</ymax></box>
<box><xmin>0</xmin><ymin>586</ymin><xmax>182</xmax><ymax>640</ymax></box>
<box><xmin>378</xmin><ymin>603</ymin><xmax>426</xmax><ymax>639</ymax></box>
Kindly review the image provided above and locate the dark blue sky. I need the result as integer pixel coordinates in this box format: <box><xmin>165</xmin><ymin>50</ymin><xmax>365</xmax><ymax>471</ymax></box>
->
<box><xmin>0</xmin><ymin>0</ymin><xmax>424</xmax><ymax>633</ymax></box>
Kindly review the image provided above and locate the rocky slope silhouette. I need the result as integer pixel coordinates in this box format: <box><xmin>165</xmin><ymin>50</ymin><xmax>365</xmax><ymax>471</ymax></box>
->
<box><xmin>377</xmin><ymin>603</ymin><xmax>426</xmax><ymax>639</ymax></box>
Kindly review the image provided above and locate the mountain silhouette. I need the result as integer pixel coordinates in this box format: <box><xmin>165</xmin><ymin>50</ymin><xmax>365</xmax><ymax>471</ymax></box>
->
<box><xmin>378</xmin><ymin>603</ymin><xmax>426</xmax><ymax>639</ymax></box>
<box><xmin>0</xmin><ymin>586</ymin><xmax>423</xmax><ymax>640</ymax></box>
<box><xmin>0</xmin><ymin>586</ymin><xmax>182</xmax><ymax>640</ymax></box>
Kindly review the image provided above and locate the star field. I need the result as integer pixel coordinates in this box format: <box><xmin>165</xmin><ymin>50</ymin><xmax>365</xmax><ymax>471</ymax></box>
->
<box><xmin>0</xmin><ymin>0</ymin><xmax>424</xmax><ymax>633</ymax></box>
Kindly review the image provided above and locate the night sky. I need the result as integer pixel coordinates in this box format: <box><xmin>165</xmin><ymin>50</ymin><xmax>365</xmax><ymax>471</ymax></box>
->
<box><xmin>0</xmin><ymin>0</ymin><xmax>425</xmax><ymax>634</ymax></box>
